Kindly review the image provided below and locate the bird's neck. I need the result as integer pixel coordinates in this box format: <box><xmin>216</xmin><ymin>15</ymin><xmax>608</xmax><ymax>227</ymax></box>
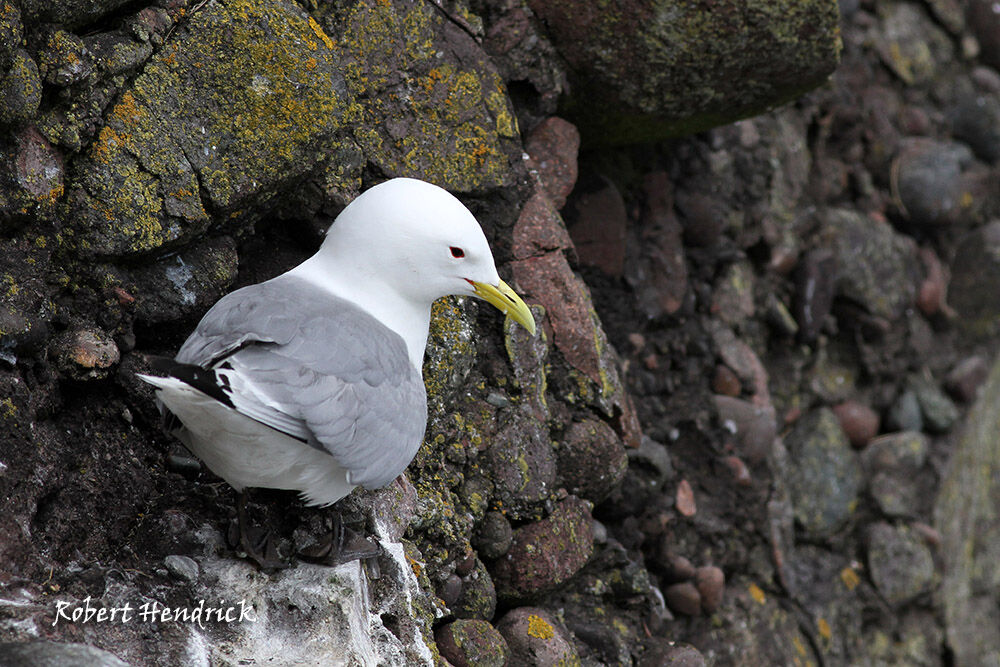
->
<box><xmin>287</xmin><ymin>252</ymin><xmax>431</xmax><ymax>374</ymax></box>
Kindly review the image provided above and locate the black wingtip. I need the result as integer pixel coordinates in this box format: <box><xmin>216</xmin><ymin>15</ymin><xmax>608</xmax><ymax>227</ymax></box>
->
<box><xmin>143</xmin><ymin>356</ymin><xmax>235</xmax><ymax>410</ymax></box>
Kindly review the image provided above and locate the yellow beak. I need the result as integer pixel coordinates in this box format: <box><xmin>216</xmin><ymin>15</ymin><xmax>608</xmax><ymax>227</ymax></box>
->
<box><xmin>470</xmin><ymin>279</ymin><xmax>536</xmax><ymax>335</ymax></box>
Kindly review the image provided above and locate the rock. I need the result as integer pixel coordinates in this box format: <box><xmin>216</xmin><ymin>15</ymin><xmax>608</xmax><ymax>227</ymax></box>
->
<box><xmin>51</xmin><ymin>327</ymin><xmax>121</xmax><ymax>380</ymax></box>
<box><xmin>722</xmin><ymin>455</ymin><xmax>753</xmax><ymax>487</ymax></box>
<box><xmin>511</xmin><ymin>191</ymin><xmax>574</xmax><ymax>261</ymax></box>
<box><xmin>969</xmin><ymin>0</ymin><xmax>1000</xmax><ymax>71</ymax></box>
<box><xmin>664</xmin><ymin>582</ymin><xmax>702</xmax><ymax>616</ymax></box>
<box><xmin>17</xmin><ymin>0</ymin><xmax>135</xmax><ymax>29</ymax></box>
<box><xmin>886</xmin><ymin>390</ymin><xmax>924</xmax><ymax>433</ymax></box>
<box><xmin>496</xmin><ymin>607</ymin><xmax>580</xmax><ymax>666</ymax></box>
<box><xmin>822</xmin><ymin>208</ymin><xmax>920</xmax><ymax>321</ymax></box>
<box><xmin>0</xmin><ymin>642</ymin><xmax>131</xmax><ymax>666</ymax></box>
<box><xmin>0</xmin><ymin>126</ymin><xmax>65</xmax><ymax>227</ymax></box>
<box><xmin>862</xmin><ymin>432</ymin><xmax>929</xmax><ymax>474</ymax></box>
<box><xmin>639</xmin><ymin>641</ymin><xmax>707</xmax><ymax>667</ymax></box>
<box><xmin>891</xmin><ymin>140</ymin><xmax>977</xmax><ymax>227</ymax></box>
<box><xmin>492</xmin><ymin>496</ymin><xmax>594</xmax><ymax>601</ymax></box>
<box><xmin>557</xmin><ymin>418</ymin><xmax>627</xmax><ymax>503</ymax></box>
<box><xmin>0</xmin><ymin>49</ymin><xmax>41</xmax><ymax>125</ymax></box>
<box><xmin>482</xmin><ymin>415</ymin><xmax>556</xmax><ymax>520</ymax></box>
<box><xmin>37</xmin><ymin>30</ymin><xmax>93</xmax><ymax>86</ymax></box>
<box><xmin>911</xmin><ymin>375</ymin><xmax>959</xmax><ymax>433</ymax></box>
<box><xmin>877</xmin><ymin>2</ymin><xmax>954</xmax><ymax>85</ymax></box>
<box><xmin>916</xmin><ymin>247</ymin><xmax>949</xmax><ymax>317</ymax></box>
<box><xmin>163</xmin><ymin>554</ymin><xmax>199</xmax><ymax>582</ymax></box>
<box><xmin>951</xmin><ymin>92</ymin><xmax>1000</xmax><ymax>163</ymax></box>
<box><xmin>436</xmin><ymin>619</ymin><xmax>509</xmax><ymax>667</ymax></box>
<box><xmin>712</xmin><ymin>365</ymin><xmax>742</xmax><ymax>397</ymax></box>
<box><xmin>525</xmin><ymin>117</ymin><xmax>580</xmax><ymax>209</ymax></box>
<box><xmin>951</xmin><ymin>221</ymin><xmax>1000</xmax><ymax>340</ymax></box>
<box><xmin>945</xmin><ymin>355</ymin><xmax>989</xmax><ymax>402</ymax></box>
<box><xmin>936</xmin><ymin>355</ymin><xmax>1000</xmax><ymax>664</ymax></box>
<box><xmin>785</xmin><ymin>408</ymin><xmax>862</xmax><ymax>537</ymax></box>
<box><xmin>695</xmin><ymin>565</ymin><xmax>726</xmax><ymax>613</ymax></box>
<box><xmin>866</xmin><ymin>523</ymin><xmax>935</xmax><ymax>606</ymax></box>
<box><xmin>526</xmin><ymin>0</ymin><xmax>841</xmax><ymax>144</ymax></box>
<box><xmin>563</xmin><ymin>173</ymin><xmax>628</xmax><ymax>276</ymax></box>
<box><xmin>794</xmin><ymin>249</ymin><xmax>837</xmax><ymax>342</ymax></box>
<box><xmin>473</xmin><ymin>511</ymin><xmax>514</xmax><ymax>560</ymax></box>
<box><xmin>675</xmin><ymin>479</ymin><xmax>697</xmax><ymax>518</ymax></box>
<box><xmin>832</xmin><ymin>400</ymin><xmax>880</xmax><ymax>449</ymax></box>
<box><xmin>0</xmin><ymin>3</ymin><xmax>23</xmax><ymax>70</ymax></box>
<box><xmin>713</xmin><ymin>395</ymin><xmax>777</xmax><ymax>463</ymax></box>
<box><xmin>712</xmin><ymin>262</ymin><xmax>756</xmax><ymax>327</ymax></box>
<box><xmin>452</xmin><ymin>557</ymin><xmax>498</xmax><ymax>621</ymax></box>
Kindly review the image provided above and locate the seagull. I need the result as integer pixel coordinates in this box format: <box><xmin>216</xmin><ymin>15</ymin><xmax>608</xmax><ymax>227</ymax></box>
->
<box><xmin>138</xmin><ymin>178</ymin><xmax>535</xmax><ymax>563</ymax></box>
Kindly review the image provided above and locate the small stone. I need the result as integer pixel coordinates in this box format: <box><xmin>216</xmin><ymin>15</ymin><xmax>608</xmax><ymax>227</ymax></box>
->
<box><xmin>474</xmin><ymin>511</ymin><xmax>514</xmax><ymax>561</ymax></box>
<box><xmin>866</xmin><ymin>522</ymin><xmax>935</xmax><ymax>606</ymax></box>
<box><xmin>525</xmin><ymin>117</ymin><xmax>580</xmax><ymax>209</ymax></box>
<box><xmin>662</xmin><ymin>553</ymin><xmax>698</xmax><ymax>582</ymax></box>
<box><xmin>951</xmin><ymin>222</ymin><xmax>1000</xmax><ymax>341</ymax></box>
<box><xmin>627</xmin><ymin>436</ymin><xmax>675</xmax><ymax>485</ymax></box>
<box><xmin>483</xmin><ymin>417</ymin><xmax>556</xmax><ymax>520</ymax></box>
<box><xmin>713</xmin><ymin>395</ymin><xmax>777</xmax><ymax>463</ymax></box>
<box><xmin>695</xmin><ymin>565</ymin><xmax>725</xmax><ymax>613</ymax></box>
<box><xmin>832</xmin><ymin>400</ymin><xmax>881</xmax><ymax>449</ymax></box>
<box><xmin>496</xmin><ymin>608</ymin><xmax>579</xmax><ymax>666</ymax></box>
<box><xmin>911</xmin><ymin>376</ymin><xmax>959</xmax><ymax>433</ymax></box>
<box><xmin>51</xmin><ymin>327</ymin><xmax>121</xmax><ymax>379</ymax></box>
<box><xmin>437</xmin><ymin>574</ymin><xmax>463</xmax><ymax>608</ymax></box>
<box><xmin>163</xmin><ymin>554</ymin><xmax>199</xmax><ymax>582</ymax></box>
<box><xmin>436</xmin><ymin>619</ymin><xmax>510</xmax><ymax>667</ymax></box>
<box><xmin>664</xmin><ymin>582</ymin><xmax>702</xmax><ymax>616</ymax></box>
<box><xmin>721</xmin><ymin>456</ymin><xmax>752</xmax><ymax>486</ymax></box>
<box><xmin>945</xmin><ymin>355</ymin><xmax>989</xmax><ymax>402</ymax></box>
<box><xmin>675</xmin><ymin>479</ymin><xmax>696</xmax><ymax>517</ymax></box>
<box><xmin>639</xmin><ymin>641</ymin><xmax>707</xmax><ymax>667</ymax></box>
<box><xmin>453</xmin><ymin>558</ymin><xmax>498</xmax><ymax>621</ymax></box>
<box><xmin>886</xmin><ymin>390</ymin><xmax>924</xmax><ymax>433</ymax></box>
<box><xmin>564</xmin><ymin>173</ymin><xmax>628</xmax><ymax>276</ymax></box>
<box><xmin>892</xmin><ymin>140</ymin><xmax>974</xmax><ymax>227</ymax></box>
<box><xmin>676</xmin><ymin>190</ymin><xmax>724</xmax><ymax>247</ymax></box>
<box><xmin>37</xmin><ymin>30</ymin><xmax>93</xmax><ymax>86</ymax></box>
<box><xmin>557</xmin><ymin>418</ymin><xmax>627</xmax><ymax>503</ymax></box>
<box><xmin>712</xmin><ymin>262</ymin><xmax>756</xmax><ymax>327</ymax></box>
<box><xmin>713</xmin><ymin>365</ymin><xmax>741</xmax><ymax>397</ymax></box>
<box><xmin>794</xmin><ymin>248</ymin><xmax>837</xmax><ymax>342</ymax></box>
<box><xmin>916</xmin><ymin>247</ymin><xmax>949</xmax><ymax>316</ymax></box>
<box><xmin>862</xmin><ymin>432</ymin><xmax>930</xmax><ymax>474</ymax></box>
<box><xmin>951</xmin><ymin>92</ymin><xmax>1000</xmax><ymax>164</ymax></box>
<box><xmin>0</xmin><ymin>49</ymin><xmax>41</xmax><ymax>124</ymax></box>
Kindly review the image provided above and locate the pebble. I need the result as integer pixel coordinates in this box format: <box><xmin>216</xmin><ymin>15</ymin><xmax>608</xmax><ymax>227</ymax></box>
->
<box><xmin>912</xmin><ymin>376</ymin><xmax>959</xmax><ymax>433</ymax></box>
<box><xmin>664</xmin><ymin>582</ymin><xmax>702</xmax><ymax>616</ymax></box>
<box><xmin>453</xmin><ymin>558</ymin><xmax>497</xmax><ymax>621</ymax></box>
<box><xmin>37</xmin><ymin>30</ymin><xmax>92</xmax><ymax>86</ymax></box>
<box><xmin>721</xmin><ymin>455</ymin><xmax>752</xmax><ymax>486</ymax></box>
<box><xmin>794</xmin><ymin>248</ymin><xmax>837</xmax><ymax>342</ymax></box>
<box><xmin>916</xmin><ymin>247</ymin><xmax>949</xmax><ymax>316</ymax></box>
<box><xmin>712</xmin><ymin>395</ymin><xmax>777</xmax><ymax>463</ymax></box>
<box><xmin>832</xmin><ymin>400</ymin><xmax>880</xmax><ymax>449</ymax></box>
<box><xmin>436</xmin><ymin>619</ymin><xmax>510</xmax><ymax>667</ymax></box>
<box><xmin>951</xmin><ymin>92</ymin><xmax>1000</xmax><ymax>163</ymax></box>
<box><xmin>675</xmin><ymin>479</ymin><xmax>697</xmax><ymax>517</ymax></box>
<box><xmin>496</xmin><ymin>607</ymin><xmax>580</xmax><ymax>666</ymax></box>
<box><xmin>163</xmin><ymin>555</ymin><xmax>199</xmax><ymax>582</ymax></box>
<box><xmin>639</xmin><ymin>641</ymin><xmax>707</xmax><ymax>667</ymax></box>
<box><xmin>51</xmin><ymin>327</ymin><xmax>121</xmax><ymax>380</ymax></box>
<box><xmin>712</xmin><ymin>364</ymin><xmax>742</xmax><ymax>397</ymax></box>
<box><xmin>557</xmin><ymin>418</ymin><xmax>627</xmax><ymax>503</ymax></box>
<box><xmin>436</xmin><ymin>574</ymin><xmax>463</xmax><ymax>608</ymax></box>
<box><xmin>661</xmin><ymin>553</ymin><xmax>698</xmax><ymax>582</ymax></box>
<box><xmin>892</xmin><ymin>140</ymin><xmax>973</xmax><ymax>227</ymax></box>
<box><xmin>945</xmin><ymin>355</ymin><xmax>989</xmax><ymax>403</ymax></box>
<box><xmin>695</xmin><ymin>566</ymin><xmax>725</xmax><ymax>613</ymax></box>
<box><xmin>886</xmin><ymin>390</ymin><xmax>924</xmax><ymax>433</ymax></box>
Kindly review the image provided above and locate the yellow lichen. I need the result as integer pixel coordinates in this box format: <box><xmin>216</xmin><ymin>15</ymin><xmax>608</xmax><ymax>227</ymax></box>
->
<box><xmin>526</xmin><ymin>614</ymin><xmax>555</xmax><ymax>639</ymax></box>
<box><xmin>748</xmin><ymin>582</ymin><xmax>767</xmax><ymax>604</ymax></box>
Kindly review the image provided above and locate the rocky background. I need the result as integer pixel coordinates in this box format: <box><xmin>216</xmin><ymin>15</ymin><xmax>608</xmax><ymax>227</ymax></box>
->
<box><xmin>2</xmin><ymin>0</ymin><xmax>1000</xmax><ymax>664</ymax></box>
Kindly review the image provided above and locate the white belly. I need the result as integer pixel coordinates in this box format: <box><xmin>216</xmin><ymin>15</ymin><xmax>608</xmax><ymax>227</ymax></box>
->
<box><xmin>142</xmin><ymin>375</ymin><xmax>356</xmax><ymax>506</ymax></box>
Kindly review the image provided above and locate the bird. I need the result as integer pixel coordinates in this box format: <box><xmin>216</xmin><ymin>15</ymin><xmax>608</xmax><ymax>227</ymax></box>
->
<box><xmin>138</xmin><ymin>177</ymin><xmax>536</xmax><ymax>563</ymax></box>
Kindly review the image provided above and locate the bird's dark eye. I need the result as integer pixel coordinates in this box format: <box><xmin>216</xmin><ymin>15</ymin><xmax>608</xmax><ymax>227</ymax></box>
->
<box><xmin>450</xmin><ymin>246</ymin><xmax>465</xmax><ymax>258</ymax></box>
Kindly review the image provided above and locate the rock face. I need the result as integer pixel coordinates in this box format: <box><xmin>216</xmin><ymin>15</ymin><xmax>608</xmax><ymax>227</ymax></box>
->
<box><xmin>527</xmin><ymin>0</ymin><xmax>842</xmax><ymax>143</ymax></box>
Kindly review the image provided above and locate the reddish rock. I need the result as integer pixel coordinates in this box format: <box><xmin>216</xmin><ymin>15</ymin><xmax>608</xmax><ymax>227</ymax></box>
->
<box><xmin>695</xmin><ymin>565</ymin><xmax>725</xmax><ymax>613</ymax></box>
<box><xmin>662</xmin><ymin>553</ymin><xmax>698</xmax><ymax>582</ymax></box>
<box><xmin>721</xmin><ymin>456</ymin><xmax>752</xmax><ymax>487</ymax></box>
<box><xmin>945</xmin><ymin>355</ymin><xmax>989</xmax><ymax>402</ymax></box>
<box><xmin>713</xmin><ymin>395</ymin><xmax>777</xmax><ymax>463</ymax></box>
<box><xmin>492</xmin><ymin>496</ymin><xmax>594</xmax><ymax>600</ymax></box>
<box><xmin>496</xmin><ymin>607</ymin><xmax>579</xmax><ymax>666</ymax></box>
<box><xmin>664</xmin><ymin>582</ymin><xmax>702</xmax><ymax>616</ymax></box>
<box><xmin>51</xmin><ymin>327</ymin><xmax>120</xmax><ymax>379</ymax></box>
<box><xmin>563</xmin><ymin>175</ymin><xmax>628</xmax><ymax>276</ymax></box>
<box><xmin>833</xmin><ymin>400</ymin><xmax>881</xmax><ymax>449</ymax></box>
<box><xmin>917</xmin><ymin>247</ymin><xmax>950</xmax><ymax>316</ymax></box>
<box><xmin>713</xmin><ymin>364</ymin><xmax>742</xmax><ymax>397</ymax></box>
<box><xmin>709</xmin><ymin>323</ymin><xmax>771</xmax><ymax>405</ymax></box>
<box><xmin>525</xmin><ymin>117</ymin><xmax>580</xmax><ymax>209</ymax></box>
<box><xmin>511</xmin><ymin>191</ymin><xmax>574</xmax><ymax>260</ymax></box>
<box><xmin>675</xmin><ymin>479</ymin><xmax>696</xmax><ymax>517</ymax></box>
<box><xmin>639</xmin><ymin>641</ymin><xmax>707</xmax><ymax>667</ymax></box>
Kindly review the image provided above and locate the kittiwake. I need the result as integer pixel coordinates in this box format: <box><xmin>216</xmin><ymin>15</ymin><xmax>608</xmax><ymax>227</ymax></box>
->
<box><xmin>139</xmin><ymin>178</ymin><xmax>536</xmax><ymax>510</ymax></box>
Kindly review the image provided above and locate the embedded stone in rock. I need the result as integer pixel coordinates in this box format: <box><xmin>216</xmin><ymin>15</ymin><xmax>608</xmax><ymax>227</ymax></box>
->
<box><xmin>833</xmin><ymin>400</ymin><xmax>881</xmax><ymax>449</ymax></box>
<box><xmin>473</xmin><ymin>511</ymin><xmax>514</xmax><ymax>561</ymax></box>
<box><xmin>452</xmin><ymin>557</ymin><xmax>498</xmax><ymax>621</ymax></box>
<box><xmin>821</xmin><ymin>208</ymin><xmax>920</xmax><ymax>321</ymax></box>
<box><xmin>886</xmin><ymin>390</ymin><xmax>924</xmax><ymax>433</ymax></box>
<box><xmin>664</xmin><ymin>581</ymin><xmax>702</xmax><ymax>616</ymax></box>
<box><xmin>67</xmin><ymin>0</ymin><xmax>354</xmax><ymax>257</ymax></box>
<box><xmin>638</xmin><ymin>641</ymin><xmax>707</xmax><ymax>667</ymax></box>
<box><xmin>511</xmin><ymin>190</ymin><xmax>575</xmax><ymax>261</ymax></box>
<box><xmin>436</xmin><ymin>619</ymin><xmax>509</xmax><ymax>667</ymax></box>
<box><xmin>496</xmin><ymin>607</ymin><xmax>580</xmax><ymax>667</ymax></box>
<box><xmin>695</xmin><ymin>565</ymin><xmax>725</xmax><ymax>613</ymax></box>
<box><xmin>482</xmin><ymin>414</ymin><xmax>556</xmax><ymax>520</ymax></box>
<box><xmin>526</xmin><ymin>0</ymin><xmax>841</xmax><ymax>144</ymax></box>
<box><xmin>1</xmin><ymin>127</ymin><xmax>64</xmax><ymax>228</ymax></box>
<box><xmin>784</xmin><ymin>408</ymin><xmax>862</xmax><ymax>537</ymax></box>
<box><xmin>626</xmin><ymin>170</ymin><xmax>688</xmax><ymax>318</ymax></box>
<box><xmin>0</xmin><ymin>50</ymin><xmax>41</xmax><ymax>125</ymax></box>
<box><xmin>891</xmin><ymin>140</ymin><xmax>978</xmax><ymax>227</ymax></box>
<box><xmin>557</xmin><ymin>418</ymin><xmax>627</xmax><ymax>503</ymax></box>
<box><xmin>525</xmin><ymin>117</ymin><xmax>580</xmax><ymax>209</ymax></box>
<box><xmin>910</xmin><ymin>375</ymin><xmax>959</xmax><ymax>433</ymax></box>
<box><xmin>945</xmin><ymin>355</ymin><xmax>989</xmax><ymax>402</ymax></box>
<box><xmin>951</xmin><ymin>221</ymin><xmax>1000</xmax><ymax>341</ymax></box>
<box><xmin>563</xmin><ymin>174</ymin><xmax>628</xmax><ymax>277</ymax></box>
<box><xmin>37</xmin><ymin>30</ymin><xmax>93</xmax><ymax>87</ymax></box>
<box><xmin>951</xmin><ymin>91</ymin><xmax>1000</xmax><ymax>164</ymax></box>
<box><xmin>866</xmin><ymin>522</ymin><xmax>935</xmax><ymax>606</ymax></box>
<box><xmin>492</xmin><ymin>496</ymin><xmax>594</xmax><ymax>601</ymax></box>
<box><xmin>51</xmin><ymin>328</ymin><xmax>121</xmax><ymax>380</ymax></box>
<box><xmin>0</xmin><ymin>3</ymin><xmax>23</xmax><ymax>69</ymax></box>
<box><xmin>713</xmin><ymin>395</ymin><xmax>777</xmax><ymax>464</ymax></box>
<box><xmin>794</xmin><ymin>248</ymin><xmax>837</xmax><ymax>343</ymax></box>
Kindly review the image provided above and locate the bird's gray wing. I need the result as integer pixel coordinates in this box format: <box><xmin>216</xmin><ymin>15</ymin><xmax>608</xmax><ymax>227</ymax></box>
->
<box><xmin>174</xmin><ymin>275</ymin><xmax>428</xmax><ymax>488</ymax></box>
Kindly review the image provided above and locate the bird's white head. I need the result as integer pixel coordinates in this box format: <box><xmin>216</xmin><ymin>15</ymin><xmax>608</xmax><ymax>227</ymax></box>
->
<box><xmin>315</xmin><ymin>178</ymin><xmax>535</xmax><ymax>336</ymax></box>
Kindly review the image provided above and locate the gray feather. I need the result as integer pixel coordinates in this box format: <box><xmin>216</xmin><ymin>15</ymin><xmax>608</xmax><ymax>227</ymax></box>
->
<box><xmin>175</xmin><ymin>275</ymin><xmax>427</xmax><ymax>488</ymax></box>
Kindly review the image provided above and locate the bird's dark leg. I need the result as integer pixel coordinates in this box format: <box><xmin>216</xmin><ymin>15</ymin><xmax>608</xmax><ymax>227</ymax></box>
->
<box><xmin>298</xmin><ymin>511</ymin><xmax>380</xmax><ymax>566</ymax></box>
<box><xmin>230</xmin><ymin>490</ymin><xmax>287</xmax><ymax>570</ymax></box>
